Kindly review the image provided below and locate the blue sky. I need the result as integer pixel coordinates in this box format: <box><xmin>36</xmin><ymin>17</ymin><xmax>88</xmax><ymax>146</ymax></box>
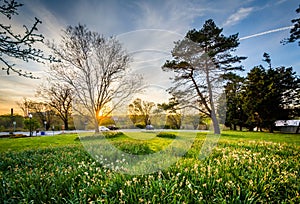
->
<box><xmin>0</xmin><ymin>0</ymin><xmax>299</xmax><ymax>114</ymax></box>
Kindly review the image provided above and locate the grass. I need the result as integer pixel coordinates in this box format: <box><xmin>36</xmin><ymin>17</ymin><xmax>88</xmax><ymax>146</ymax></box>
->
<box><xmin>0</xmin><ymin>130</ymin><xmax>299</xmax><ymax>203</ymax></box>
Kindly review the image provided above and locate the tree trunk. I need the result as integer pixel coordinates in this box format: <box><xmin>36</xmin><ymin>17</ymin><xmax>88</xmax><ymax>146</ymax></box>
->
<box><xmin>211</xmin><ymin>110</ymin><xmax>221</xmax><ymax>134</ymax></box>
<box><xmin>205</xmin><ymin>53</ymin><xmax>220</xmax><ymax>135</ymax></box>
<box><xmin>94</xmin><ymin>118</ymin><xmax>99</xmax><ymax>133</ymax></box>
<box><xmin>233</xmin><ymin>124</ymin><xmax>237</xmax><ymax>131</ymax></box>
<box><xmin>64</xmin><ymin>120</ymin><xmax>69</xmax><ymax>130</ymax></box>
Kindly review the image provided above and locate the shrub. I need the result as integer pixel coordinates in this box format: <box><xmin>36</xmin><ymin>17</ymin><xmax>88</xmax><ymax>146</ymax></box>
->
<box><xmin>157</xmin><ymin>132</ymin><xmax>176</xmax><ymax>139</ymax></box>
<box><xmin>114</xmin><ymin>141</ymin><xmax>154</xmax><ymax>155</ymax></box>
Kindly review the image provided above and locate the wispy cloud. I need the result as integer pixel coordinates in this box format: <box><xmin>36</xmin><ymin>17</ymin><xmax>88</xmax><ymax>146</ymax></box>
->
<box><xmin>223</xmin><ymin>7</ymin><xmax>254</xmax><ymax>27</ymax></box>
<box><xmin>240</xmin><ymin>26</ymin><xmax>293</xmax><ymax>40</ymax></box>
<box><xmin>133</xmin><ymin>0</ymin><xmax>208</xmax><ymax>33</ymax></box>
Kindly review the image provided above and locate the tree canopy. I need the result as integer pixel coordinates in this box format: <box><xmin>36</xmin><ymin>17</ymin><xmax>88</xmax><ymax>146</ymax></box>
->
<box><xmin>162</xmin><ymin>19</ymin><xmax>246</xmax><ymax>134</ymax></box>
<box><xmin>282</xmin><ymin>5</ymin><xmax>300</xmax><ymax>46</ymax></box>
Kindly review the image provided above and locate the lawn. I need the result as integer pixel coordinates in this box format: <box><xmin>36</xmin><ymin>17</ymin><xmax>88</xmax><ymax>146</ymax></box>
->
<box><xmin>0</xmin><ymin>131</ymin><xmax>299</xmax><ymax>203</ymax></box>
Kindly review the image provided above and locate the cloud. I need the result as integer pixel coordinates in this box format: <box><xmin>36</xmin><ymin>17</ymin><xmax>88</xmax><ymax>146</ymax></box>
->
<box><xmin>223</xmin><ymin>7</ymin><xmax>254</xmax><ymax>27</ymax></box>
<box><xmin>133</xmin><ymin>0</ymin><xmax>208</xmax><ymax>33</ymax></box>
<box><xmin>240</xmin><ymin>26</ymin><xmax>293</xmax><ymax>40</ymax></box>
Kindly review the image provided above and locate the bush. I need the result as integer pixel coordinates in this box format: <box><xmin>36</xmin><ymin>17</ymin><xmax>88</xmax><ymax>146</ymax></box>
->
<box><xmin>114</xmin><ymin>141</ymin><xmax>154</xmax><ymax>155</ymax></box>
<box><xmin>76</xmin><ymin>132</ymin><xmax>125</xmax><ymax>141</ymax></box>
<box><xmin>135</xmin><ymin>123</ymin><xmax>145</xmax><ymax>129</ymax></box>
<box><xmin>157</xmin><ymin>132</ymin><xmax>176</xmax><ymax>139</ymax></box>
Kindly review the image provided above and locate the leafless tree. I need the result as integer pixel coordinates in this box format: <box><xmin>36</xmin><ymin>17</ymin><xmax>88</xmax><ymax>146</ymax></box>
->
<box><xmin>36</xmin><ymin>81</ymin><xmax>73</xmax><ymax>130</ymax></box>
<box><xmin>48</xmin><ymin>24</ymin><xmax>142</xmax><ymax>132</ymax></box>
<box><xmin>0</xmin><ymin>0</ymin><xmax>57</xmax><ymax>78</ymax></box>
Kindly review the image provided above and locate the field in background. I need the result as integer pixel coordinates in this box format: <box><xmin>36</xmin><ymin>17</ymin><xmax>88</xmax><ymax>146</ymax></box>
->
<box><xmin>0</xmin><ymin>131</ymin><xmax>299</xmax><ymax>203</ymax></box>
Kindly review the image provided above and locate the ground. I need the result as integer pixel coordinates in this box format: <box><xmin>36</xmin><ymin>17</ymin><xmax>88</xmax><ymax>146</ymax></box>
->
<box><xmin>0</xmin><ymin>131</ymin><xmax>299</xmax><ymax>203</ymax></box>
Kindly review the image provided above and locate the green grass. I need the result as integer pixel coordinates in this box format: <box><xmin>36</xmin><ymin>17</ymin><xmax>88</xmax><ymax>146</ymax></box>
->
<box><xmin>0</xmin><ymin>133</ymin><xmax>80</xmax><ymax>152</ymax></box>
<box><xmin>0</xmin><ymin>130</ymin><xmax>299</xmax><ymax>203</ymax></box>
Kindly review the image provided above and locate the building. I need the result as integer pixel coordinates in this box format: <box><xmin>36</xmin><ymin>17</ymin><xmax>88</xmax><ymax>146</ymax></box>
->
<box><xmin>275</xmin><ymin>120</ymin><xmax>300</xmax><ymax>133</ymax></box>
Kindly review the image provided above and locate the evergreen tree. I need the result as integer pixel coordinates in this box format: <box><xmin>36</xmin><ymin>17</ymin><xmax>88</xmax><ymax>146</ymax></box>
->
<box><xmin>242</xmin><ymin>54</ymin><xmax>299</xmax><ymax>132</ymax></box>
<box><xmin>282</xmin><ymin>5</ymin><xmax>300</xmax><ymax>46</ymax></box>
<box><xmin>162</xmin><ymin>19</ymin><xmax>246</xmax><ymax>134</ymax></box>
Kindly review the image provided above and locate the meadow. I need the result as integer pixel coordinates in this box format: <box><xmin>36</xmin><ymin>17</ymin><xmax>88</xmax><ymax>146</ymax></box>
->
<box><xmin>0</xmin><ymin>131</ymin><xmax>299</xmax><ymax>203</ymax></box>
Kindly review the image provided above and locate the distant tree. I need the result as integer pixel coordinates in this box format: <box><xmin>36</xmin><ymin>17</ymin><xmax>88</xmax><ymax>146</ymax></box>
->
<box><xmin>0</xmin><ymin>0</ymin><xmax>56</xmax><ymax>78</ymax></box>
<box><xmin>162</xmin><ymin>19</ymin><xmax>246</xmax><ymax>134</ymax></box>
<box><xmin>16</xmin><ymin>97</ymin><xmax>31</xmax><ymax>117</ymax></box>
<box><xmin>36</xmin><ymin>81</ymin><xmax>72</xmax><ymax>130</ymax></box>
<box><xmin>282</xmin><ymin>5</ymin><xmax>300</xmax><ymax>46</ymax></box>
<box><xmin>157</xmin><ymin>97</ymin><xmax>181</xmax><ymax>129</ymax></box>
<box><xmin>48</xmin><ymin>24</ymin><xmax>142</xmax><ymax>133</ymax></box>
<box><xmin>17</xmin><ymin>98</ymin><xmax>55</xmax><ymax>130</ymax></box>
<box><xmin>242</xmin><ymin>54</ymin><xmax>299</xmax><ymax>132</ymax></box>
<box><xmin>28</xmin><ymin>101</ymin><xmax>55</xmax><ymax>130</ymax></box>
<box><xmin>24</xmin><ymin>117</ymin><xmax>39</xmax><ymax>133</ymax></box>
<box><xmin>128</xmin><ymin>98</ymin><xmax>155</xmax><ymax>128</ymax></box>
<box><xmin>223</xmin><ymin>73</ymin><xmax>245</xmax><ymax>130</ymax></box>
<box><xmin>242</xmin><ymin>66</ymin><xmax>266</xmax><ymax>131</ymax></box>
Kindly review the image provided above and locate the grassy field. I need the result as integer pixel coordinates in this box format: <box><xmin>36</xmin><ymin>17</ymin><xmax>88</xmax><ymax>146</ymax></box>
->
<box><xmin>0</xmin><ymin>131</ymin><xmax>299</xmax><ymax>203</ymax></box>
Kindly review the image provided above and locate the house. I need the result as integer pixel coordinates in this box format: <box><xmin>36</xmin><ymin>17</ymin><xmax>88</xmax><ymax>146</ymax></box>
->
<box><xmin>275</xmin><ymin>120</ymin><xmax>300</xmax><ymax>133</ymax></box>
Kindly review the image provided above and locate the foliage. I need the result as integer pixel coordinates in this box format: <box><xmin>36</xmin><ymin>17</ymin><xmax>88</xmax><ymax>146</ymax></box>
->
<box><xmin>156</xmin><ymin>132</ymin><xmax>177</xmax><ymax>139</ymax></box>
<box><xmin>241</xmin><ymin>54</ymin><xmax>299</xmax><ymax>132</ymax></box>
<box><xmin>223</xmin><ymin>73</ymin><xmax>246</xmax><ymax>130</ymax></box>
<box><xmin>158</xmin><ymin>97</ymin><xmax>182</xmax><ymax>129</ymax></box>
<box><xmin>162</xmin><ymin>19</ymin><xmax>246</xmax><ymax>134</ymax></box>
<box><xmin>0</xmin><ymin>0</ymin><xmax>57</xmax><ymax>78</ymax></box>
<box><xmin>0</xmin><ymin>131</ymin><xmax>299</xmax><ymax>203</ymax></box>
<box><xmin>128</xmin><ymin>98</ymin><xmax>155</xmax><ymax>128</ymax></box>
<box><xmin>0</xmin><ymin>114</ymin><xmax>24</xmax><ymax>132</ymax></box>
<box><xmin>282</xmin><ymin>5</ymin><xmax>300</xmax><ymax>46</ymax></box>
<box><xmin>23</xmin><ymin>118</ymin><xmax>40</xmax><ymax>131</ymax></box>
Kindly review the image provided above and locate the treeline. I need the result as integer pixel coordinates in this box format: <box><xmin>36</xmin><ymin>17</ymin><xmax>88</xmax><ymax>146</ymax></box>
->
<box><xmin>224</xmin><ymin>53</ymin><xmax>299</xmax><ymax>132</ymax></box>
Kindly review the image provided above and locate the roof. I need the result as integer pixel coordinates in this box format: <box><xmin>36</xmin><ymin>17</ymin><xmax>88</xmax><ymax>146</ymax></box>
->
<box><xmin>275</xmin><ymin>120</ymin><xmax>300</xmax><ymax>127</ymax></box>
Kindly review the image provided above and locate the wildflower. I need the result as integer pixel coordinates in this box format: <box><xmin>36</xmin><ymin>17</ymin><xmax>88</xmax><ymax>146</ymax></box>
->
<box><xmin>119</xmin><ymin>189</ymin><xmax>124</xmax><ymax>197</ymax></box>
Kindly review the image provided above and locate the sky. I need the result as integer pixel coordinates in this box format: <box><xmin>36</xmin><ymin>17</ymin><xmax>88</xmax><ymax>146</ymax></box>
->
<box><xmin>0</xmin><ymin>0</ymin><xmax>299</xmax><ymax>115</ymax></box>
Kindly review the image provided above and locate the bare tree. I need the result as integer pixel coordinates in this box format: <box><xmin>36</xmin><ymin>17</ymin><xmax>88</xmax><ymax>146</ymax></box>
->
<box><xmin>49</xmin><ymin>24</ymin><xmax>142</xmax><ymax>132</ymax></box>
<box><xmin>36</xmin><ymin>81</ymin><xmax>72</xmax><ymax>130</ymax></box>
<box><xmin>0</xmin><ymin>0</ymin><xmax>56</xmax><ymax>78</ymax></box>
<box><xmin>16</xmin><ymin>97</ymin><xmax>31</xmax><ymax>117</ymax></box>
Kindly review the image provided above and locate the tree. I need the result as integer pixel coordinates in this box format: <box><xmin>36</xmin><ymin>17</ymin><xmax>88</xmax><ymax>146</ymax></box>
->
<box><xmin>128</xmin><ymin>98</ymin><xmax>155</xmax><ymax>128</ymax></box>
<box><xmin>49</xmin><ymin>24</ymin><xmax>142</xmax><ymax>133</ymax></box>
<box><xmin>16</xmin><ymin>98</ymin><xmax>55</xmax><ymax>130</ymax></box>
<box><xmin>157</xmin><ymin>97</ymin><xmax>181</xmax><ymax>129</ymax></box>
<box><xmin>36</xmin><ymin>81</ymin><xmax>72</xmax><ymax>130</ymax></box>
<box><xmin>162</xmin><ymin>19</ymin><xmax>246</xmax><ymax>134</ymax></box>
<box><xmin>0</xmin><ymin>0</ymin><xmax>56</xmax><ymax>78</ymax></box>
<box><xmin>223</xmin><ymin>73</ymin><xmax>245</xmax><ymax>130</ymax></box>
<box><xmin>242</xmin><ymin>66</ymin><xmax>266</xmax><ymax>131</ymax></box>
<box><xmin>242</xmin><ymin>53</ymin><xmax>299</xmax><ymax>132</ymax></box>
<box><xmin>282</xmin><ymin>5</ymin><xmax>300</xmax><ymax>46</ymax></box>
<box><xmin>16</xmin><ymin>97</ymin><xmax>31</xmax><ymax>117</ymax></box>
